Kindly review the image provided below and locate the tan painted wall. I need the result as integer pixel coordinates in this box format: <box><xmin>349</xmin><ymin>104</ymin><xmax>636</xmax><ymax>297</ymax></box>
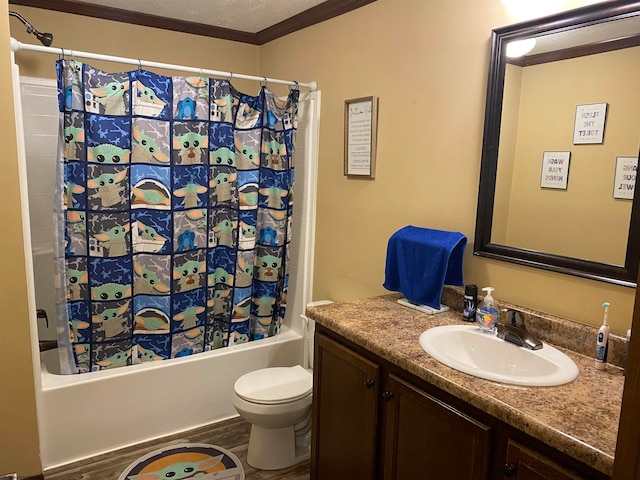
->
<box><xmin>493</xmin><ymin>63</ymin><xmax>522</xmax><ymax>244</ymax></box>
<box><xmin>259</xmin><ymin>0</ymin><xmax>635</xmax><ymax>336</ymax></box>
<box><xmin>0</xmin><ymin>2</ymin><xmax>41</xmax><ymax>476</ymax></box>
<box><xmin>502</xmin><ymin>48</ymin><xmax>640</xmax><ymax>265</ymax></box>
<box><xmin>1</xmin><ymin>0</ymin><xmax>632</xmax><ymax>475</ymax></box>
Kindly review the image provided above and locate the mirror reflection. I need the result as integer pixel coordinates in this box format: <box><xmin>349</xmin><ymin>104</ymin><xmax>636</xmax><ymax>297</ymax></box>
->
<box><xmin>475</xmin><ymin>2</ymin><xmax>640</xmax><ymax>286</ymax></box>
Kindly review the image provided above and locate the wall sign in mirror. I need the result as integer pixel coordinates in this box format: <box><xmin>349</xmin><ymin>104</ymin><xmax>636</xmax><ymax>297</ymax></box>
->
<box><xmin>540</xmin><ymin>151</ymin><xmax>570</xmax><ymax>190</ymax></box>
<box><xmin>474</xmin><ymin>0</ymin><xmax>640</xmax><ymax>287</ymax></box>
<box><xmin>344</xmin><ymin>96</ymin><xmax>378</xmax><ymax>178</ymax></box>
<box><xmin>573</xmin><ymin>103</ymin><xmax>607</xmax><ymax>144</ymax></box>
<box><xmin>614</xmin><ymin>156</ymin><xmax>638</xmax><ymax>200</ymax></box>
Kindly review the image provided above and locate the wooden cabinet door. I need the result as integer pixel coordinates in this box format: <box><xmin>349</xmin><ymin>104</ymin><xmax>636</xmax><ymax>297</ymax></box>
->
<box><xmin>311</xmin><ymin>333</ymin><xmax>381</xmax><ymax>480</ymax></box>
<box><xmin>504</xmin><ymin>441</ymin><xmax>587</xmax><ymax>480</ymax></box>
<box><xmin>382</xmin><ymin>374</ymin><xmax>492</xmax><ymax>480</ymax></box>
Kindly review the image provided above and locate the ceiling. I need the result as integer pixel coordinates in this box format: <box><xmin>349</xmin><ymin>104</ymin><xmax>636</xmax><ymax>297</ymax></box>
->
<box><xmin>8</xmin><ymin>0</ymin><xmax>376</xmax><ymax>44</ymax></box>
<box><xmin>67</xmin><ymin>0</ymin><xmax>326</xmax><ymax>34</ymax></box>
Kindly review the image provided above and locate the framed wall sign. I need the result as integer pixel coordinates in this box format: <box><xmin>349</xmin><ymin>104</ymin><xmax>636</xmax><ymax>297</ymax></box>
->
<box><xmin>540</xmin><ymin>151</ymin><xmax>570</xmax><ymax>189</ymax></box>
<box><xmin>614</xmin><ymin>156</ymin><xmax>638</xmax><ymax>199</ymax></box>
<box><xmin>344</xmin><ymin>96</ymin><xmax>378</xmax><ymax>178</ymax></box>
<box><xmin>573</xmin><ymin>102</ymin><xmax>607</xmax><ymax>144</ymax></box>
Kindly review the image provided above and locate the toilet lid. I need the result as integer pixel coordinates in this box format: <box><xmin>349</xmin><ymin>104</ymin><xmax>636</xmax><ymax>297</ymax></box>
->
<box><xmin>234</xmin><ymin>365</ymin><xmax>313</xmax><ymax>405</ymax></box>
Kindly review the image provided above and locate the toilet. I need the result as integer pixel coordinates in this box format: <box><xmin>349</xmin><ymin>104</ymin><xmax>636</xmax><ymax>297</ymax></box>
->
<box><xmin>232</xmin><ymin>301</ymin><xmax>333</xmax><ymax>470</ymax></box>
<box><xmin>232</xmin><ymin>364</ymin><xmax>313</xmax><ymax>470</ymax></box>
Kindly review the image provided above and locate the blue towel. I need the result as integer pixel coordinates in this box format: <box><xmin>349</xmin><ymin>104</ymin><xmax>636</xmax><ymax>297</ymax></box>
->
<box><xmin>383</xmin><ymin>226</ymin><xmax>466</xmax><ymax>310</ymax></box>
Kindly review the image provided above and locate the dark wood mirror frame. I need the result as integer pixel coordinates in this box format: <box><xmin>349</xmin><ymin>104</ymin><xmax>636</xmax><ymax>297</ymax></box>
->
<box><xmin>474</xmin><ymin>0</ymin><xmax>640</xmax><ymax>288</ymax></box>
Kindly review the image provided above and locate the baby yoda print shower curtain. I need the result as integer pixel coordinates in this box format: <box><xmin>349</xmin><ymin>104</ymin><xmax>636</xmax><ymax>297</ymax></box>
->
<box><xmin>55</xmin><ymin>59</ymin><xmax>299</xmax><ymax>374</ymax></box>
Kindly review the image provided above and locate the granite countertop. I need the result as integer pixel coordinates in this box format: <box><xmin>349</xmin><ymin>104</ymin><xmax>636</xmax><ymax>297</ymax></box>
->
<box><xmin>306</xmin><ymin>294</ymin><xmax>624</xmax><ymax>477</ymax></box>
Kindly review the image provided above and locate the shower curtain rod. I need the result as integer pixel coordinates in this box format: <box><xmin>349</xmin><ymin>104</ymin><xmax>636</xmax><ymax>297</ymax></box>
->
<box><xmin>9</xmin><ymin>37</ymin><xmax>318</xmax><ymax>91</ymax></box>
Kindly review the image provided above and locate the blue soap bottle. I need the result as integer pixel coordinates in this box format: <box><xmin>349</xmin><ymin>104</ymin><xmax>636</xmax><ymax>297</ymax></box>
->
<box><xmin>476</xmin><ymin>287</ymin><xmax>500</xmax><ymax>332</ymax></box>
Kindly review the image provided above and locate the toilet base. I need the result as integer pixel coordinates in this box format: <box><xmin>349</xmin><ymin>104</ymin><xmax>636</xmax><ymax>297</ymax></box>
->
<box><xmin>247</xmin><ymin>424</ymin><xmax>310</xmax><ymax>470</ymax></box>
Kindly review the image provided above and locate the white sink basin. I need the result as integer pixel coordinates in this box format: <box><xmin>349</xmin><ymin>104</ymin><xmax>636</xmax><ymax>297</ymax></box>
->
<box><xmin>419</xmin><ymin>325</ymin><xmax>579</xmax><ymax>387</ymax></box>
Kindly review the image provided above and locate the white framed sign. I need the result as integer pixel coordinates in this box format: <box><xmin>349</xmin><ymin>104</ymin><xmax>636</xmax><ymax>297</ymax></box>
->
<box><xmin>540</xmin><ymin>151</ymin><xmax>570</xmax><ymax>189</ymax></box>
<box><xmin>614</xmin><ymin>156</ymin><xmax>638</xmax><ymax>199</ymax></box>
<box><xmin>573</xmin><ymin>102</ymin><xmax>607</xmax><ymax>144</ymax></box>
<box><xmin>344</xmin><ymin>96</ymin><xmax>378</xmax><ymax>178</ymax></box>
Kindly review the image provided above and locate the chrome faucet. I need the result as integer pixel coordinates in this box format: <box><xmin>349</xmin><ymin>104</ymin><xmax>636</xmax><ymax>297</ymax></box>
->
<box><xmin>496</xmin><ymin>310</ymin><xmax>543</xmax><ymax>350</ymax></box>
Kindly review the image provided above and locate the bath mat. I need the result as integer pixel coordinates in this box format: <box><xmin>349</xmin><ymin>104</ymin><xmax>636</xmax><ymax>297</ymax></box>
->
<box><xmin>118</xmin><ymin>443</ymin><xmax>244</xmax><ymax>480</ymax></box>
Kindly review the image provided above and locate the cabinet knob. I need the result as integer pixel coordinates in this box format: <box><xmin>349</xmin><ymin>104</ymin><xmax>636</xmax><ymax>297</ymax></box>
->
<box><xmin>382</xmin><ymin>391</ymin><xmax>395</xmax><ymax>401</ymax></box>
<box><xmin>364</xmin><ymin>379</ymin><xmax>375</xmax><ymax>389</ymax></box>
<box><xmin>503</xmin><ymin>463</ymin><xmax>517</xmax><ymax>477</ymax></box>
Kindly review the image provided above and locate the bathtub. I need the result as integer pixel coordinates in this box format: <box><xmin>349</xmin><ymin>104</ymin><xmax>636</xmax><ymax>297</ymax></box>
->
<box><xmin>39</xmin><ymin>328</ymin><xmax>304</xmax><ymax>468</ymax></box>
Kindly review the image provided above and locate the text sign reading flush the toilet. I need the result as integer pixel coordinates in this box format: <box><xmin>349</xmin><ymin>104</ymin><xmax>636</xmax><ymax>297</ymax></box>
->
<box><xmin>345</xmin><ymin>96</ymin><xmax>378</xmax><ymax>178</ymax></box>
<box><xmin>573</xmin><ymin>102</ymin><xmax>607</xmax><ymax>144</ymax></box>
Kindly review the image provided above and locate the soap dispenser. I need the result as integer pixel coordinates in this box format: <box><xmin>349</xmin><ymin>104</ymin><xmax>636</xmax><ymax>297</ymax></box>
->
<box><xmin>476</xmin><ymin>287</ymin><xmax>500</xmax><ymax>332</ymax></box>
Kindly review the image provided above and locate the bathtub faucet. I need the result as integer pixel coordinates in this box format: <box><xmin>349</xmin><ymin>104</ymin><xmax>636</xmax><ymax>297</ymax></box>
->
<box><xmin>39</xmin><ymin>340</ymin><xmax>58</xmax><ymax>352</ymax></box>
<box><xmin>37</xmin><ymin>308</ymin><xmax>48</xmax><ymax>328</ymax></box>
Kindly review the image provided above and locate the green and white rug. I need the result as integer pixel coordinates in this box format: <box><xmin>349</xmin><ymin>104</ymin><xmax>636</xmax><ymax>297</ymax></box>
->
<box><xmin>118</xmin><ymin>443</ymin><xmax>244</xmax><ymax>480</ymax></box>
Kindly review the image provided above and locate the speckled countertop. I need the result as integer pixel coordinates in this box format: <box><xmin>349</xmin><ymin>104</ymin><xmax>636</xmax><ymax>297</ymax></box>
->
<box><xmin>306</xmin><ymin>292</ymin><xmax>624</xmax><ymax>476</ymax></box>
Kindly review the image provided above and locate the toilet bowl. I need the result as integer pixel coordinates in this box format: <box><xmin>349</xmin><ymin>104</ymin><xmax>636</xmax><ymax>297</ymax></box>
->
<box><xmin>232</xmin><ymin>365</ymin><xmax>313</xmax><ymax>470</ymax></box>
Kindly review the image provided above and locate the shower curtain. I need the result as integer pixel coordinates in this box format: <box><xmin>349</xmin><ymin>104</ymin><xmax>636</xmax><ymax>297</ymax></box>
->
<box><xmin>54</xmin><ymin>59</ymin><xmax>299</xmax><ymax>374</ymax></box>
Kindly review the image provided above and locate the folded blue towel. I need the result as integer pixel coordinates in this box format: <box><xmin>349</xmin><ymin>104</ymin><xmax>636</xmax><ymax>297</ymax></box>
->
<box><xmin>383</xmin><ymin>226</ymin><xmax>466</xmax><ymax>310</ymax></box>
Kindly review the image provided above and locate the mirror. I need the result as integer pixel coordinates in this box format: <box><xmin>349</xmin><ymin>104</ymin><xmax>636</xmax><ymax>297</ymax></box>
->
<box><xmin>475</xmin><ymin>1</ymin><xmax>640</xmax><ymax>287</ymax></box>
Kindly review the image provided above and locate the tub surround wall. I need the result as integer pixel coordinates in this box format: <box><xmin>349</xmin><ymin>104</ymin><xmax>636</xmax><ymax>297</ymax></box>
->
<box><xmin>307</xmin><ymin>291</ymin><xmax>624</xmax><ymax>475</ymax></box>
<box><xmin>21</xmin><ymin>76</ymin><xmax>59</xmax><ymax>342</ymax></box>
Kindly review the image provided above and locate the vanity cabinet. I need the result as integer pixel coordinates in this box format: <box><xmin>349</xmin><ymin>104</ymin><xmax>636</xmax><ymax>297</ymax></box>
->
<box><xmin>312</xmin><ymin>331</ymin><xmax>492</xmax><ymax>480</ymax></box>
<box><xmin>311</xmin><ymin>326</ymin><xmax>609</xmax><ymax>480</ymax></box>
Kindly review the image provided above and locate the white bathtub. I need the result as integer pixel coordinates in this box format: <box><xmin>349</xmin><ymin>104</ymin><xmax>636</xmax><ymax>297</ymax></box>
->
<box><xmin>39</xmin><ymin>329</ymin><xmax>304</xmax><ymax>468</ymax></box>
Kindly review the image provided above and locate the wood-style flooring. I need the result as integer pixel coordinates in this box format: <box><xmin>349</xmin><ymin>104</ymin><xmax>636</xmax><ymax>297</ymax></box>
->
<box><xmin>42</xmin><ymin>417</ymin><xmax>310</xmax><ymax>480</ymax></box>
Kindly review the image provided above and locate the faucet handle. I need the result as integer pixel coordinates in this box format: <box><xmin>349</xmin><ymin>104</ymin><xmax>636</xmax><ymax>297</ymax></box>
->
<box><xmin>505</xmin><ymin>309</ymin><xmax>525</xmax><ymax>327</ymax></box>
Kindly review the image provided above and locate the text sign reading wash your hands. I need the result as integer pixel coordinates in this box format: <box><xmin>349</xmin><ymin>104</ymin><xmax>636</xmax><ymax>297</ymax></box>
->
<box><xmin>541</xmin><ymin>151</ymin><xmax>570</xmax><ymax>190</ymax></box>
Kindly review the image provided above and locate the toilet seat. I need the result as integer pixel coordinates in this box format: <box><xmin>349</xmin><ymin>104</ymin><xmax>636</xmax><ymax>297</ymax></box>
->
<box><xmin>234</xmin><ymin>365</ymin><xmax>312</xmax><ymax>405</ymax></box>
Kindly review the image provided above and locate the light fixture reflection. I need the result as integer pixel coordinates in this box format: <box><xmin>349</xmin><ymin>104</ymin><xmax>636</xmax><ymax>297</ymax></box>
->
<box><xmin>506</xmin><ymin>38</ymin><xmax>537</xmax><ymax>58</ymax></box>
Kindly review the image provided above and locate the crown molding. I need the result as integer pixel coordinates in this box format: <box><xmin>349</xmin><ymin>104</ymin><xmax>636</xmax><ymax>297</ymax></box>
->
<box><xmin>8</xmin><ymin>0</ymin><xmax>376</xmax><ymax>45</ymax></box>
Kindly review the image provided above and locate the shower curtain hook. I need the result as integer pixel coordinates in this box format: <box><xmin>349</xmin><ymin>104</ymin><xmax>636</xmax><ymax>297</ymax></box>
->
<box><xmin>289</xmin><ymin>81</ymin><xmax>299</xmax><ymax>92</ymax></box>
<box><xmin>59</xmin><ymin>48</ymin><xmax>65</xmax><ymax>60</ymax></box>
<box><xmin>227</xmin><ymin>71</ymin><xmax>233</xmax><ymax>82</ymax></box>
<box><xmin>261</xmin><ymin>77</ymin><xmax>268</xmax><ymax>88</ymax></box>
<box><xmin>137</xmin><ymin>59</ymin><xmax>142</xmax><ymax>71</ymax></box>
